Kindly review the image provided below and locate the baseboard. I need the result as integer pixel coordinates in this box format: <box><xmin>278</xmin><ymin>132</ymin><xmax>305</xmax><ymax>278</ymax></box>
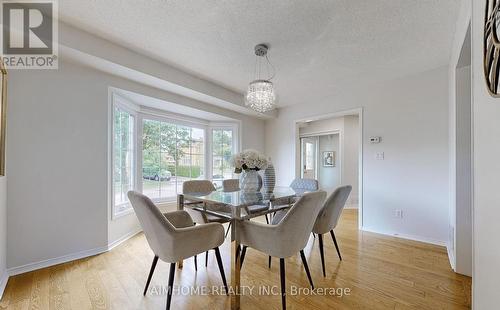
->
<box><xmin>7</xmin><ymin>229</ymin><xmax>142</xmax><ymax>277</ymax></box>
<box><xmin>108</xmin><ymin>228</ymin><xmax>142</xmax><ymax>251</ymax></box>
<box><xmin>7</xmin><ymin>245</ymin><xmax>109</xmax><ymax>276</ymax></box>
<box><xmin>361</xmin><ymin>226</ymin><xmax>447</xmax><ymax>247</ymax></box>
<box><xmin>447</xmin><ymin>244</ymin><xmax>456</xmax><ymax>271</ymax></box>
<box><xmin>344</xmin><ymin>204</ymin><xmax>358</xmax><ymax>209</ymax></box>
<box><xmin>0</xmin><ymin>270</ymin><xmax>9</xmax><ymax>300</ymax></box>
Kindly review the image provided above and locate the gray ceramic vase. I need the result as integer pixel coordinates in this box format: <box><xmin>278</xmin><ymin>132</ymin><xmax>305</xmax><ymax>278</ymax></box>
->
<box><xmin>263</xmin><ymin>161</ymin><xmax>276</xmax><ymax>193</ymax></box>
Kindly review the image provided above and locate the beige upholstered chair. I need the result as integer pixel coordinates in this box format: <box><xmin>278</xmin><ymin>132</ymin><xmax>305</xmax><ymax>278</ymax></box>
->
<box><xmin>237</xmin><ymin>191</ymin><xmax>327</xmax><ymax>309</ymax></box>
<box><xmin>182</xmin><ymin>180</ymin><xmax>233</xmax><ymax>266</ymax></box>
<box><xmin>270</xmin><ymin>177</ymin><xmax>320</xmax><ymax>243</ymax></box>
<box><xmin>290</xmin><ymin>178</ymin><xmax>320</xmax><ymax>191</ymax></box>
<box><xmin>127</xmin><ymin>191</ymin><xmax>228</xmax><ymax>310</ymax></box>
<box><xmin>312</xmin><ymin>185</ymin><xmax>351</xmax><ymax>276</ymax></box>
<box><xmin>222</xmin><ymin>178</ymin><xmax>239</xmax><ymax>191</ymax></box>
<box><xmin>271</xmin><ymin>178</ymin><xmax>319</xmax><ymax>208</ymax></box>
<box><xmin>222</xmin><ymin>178</ymin><xmax>269</xmax><ymax>223</ymax></box>
<box><xmin>183</xmin><ymin>180</ymin><xmax>233</xmax><ymax>223</ymax></box>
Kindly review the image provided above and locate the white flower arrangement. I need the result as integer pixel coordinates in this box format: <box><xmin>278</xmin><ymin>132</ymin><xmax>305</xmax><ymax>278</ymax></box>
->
<box><xmin>230</xmin><ymin>149</ymin><xmax>268</xmax><ymax>173</ymax></box>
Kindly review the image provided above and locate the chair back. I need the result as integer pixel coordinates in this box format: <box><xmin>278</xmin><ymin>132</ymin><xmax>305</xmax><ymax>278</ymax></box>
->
<box><xmin>275</xmin><ymin>191</ymin><xmax>327</xmax><ymax>257</ymax></box>
<box><xmin>290</xmin><ymin>178</ymin><xmax>319</xmax><ymax>191</ymax></box>
<box><xmin>313</xmin><ymin>185</ymin><xmax>352</xmax><ymax>234</ymax></box>
<box><xmin>127</xmin><ymin>191</ymin><xmax>177</xmax><ymax>262</ymax></box>
<box><xmin>183</xmin><ymin>180</ymin><xmax>216</xmax><ymax>194</ymax></box>
<box><xmin>222</xmin><ymin>179</ymin><xmax>240</xmax><ymax>192</ymax></box>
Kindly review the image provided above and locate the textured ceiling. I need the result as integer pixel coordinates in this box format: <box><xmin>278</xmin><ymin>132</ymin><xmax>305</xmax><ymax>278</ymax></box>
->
<box><xmin>58</xmin><ymin>0</ymin><xmax>461</xmax><ymax>107</ymax></box>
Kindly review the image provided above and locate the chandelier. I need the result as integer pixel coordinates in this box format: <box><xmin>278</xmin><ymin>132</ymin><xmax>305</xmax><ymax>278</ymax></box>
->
<box><xmin>245</xmin><ymin>44</ymin><xmax>277</xmax><ymax>113</ymax></box>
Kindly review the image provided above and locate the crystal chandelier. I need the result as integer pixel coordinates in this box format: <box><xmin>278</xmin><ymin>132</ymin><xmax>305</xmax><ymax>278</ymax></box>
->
<box><xmin>245</xmin><ymin>44</ymin><xmax>277</xmax><ymax>113</ymax></box>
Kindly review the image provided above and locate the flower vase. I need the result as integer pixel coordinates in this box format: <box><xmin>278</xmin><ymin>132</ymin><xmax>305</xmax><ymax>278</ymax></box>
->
<box><xmin>240</xmin><ymin>170</ymin><xmax>260</xmax><ymax>192</ymax></box>
<box><xmin>263</xmin><ymin>161</ymin><xmax>276</xmax><ymax>193</ymax></box>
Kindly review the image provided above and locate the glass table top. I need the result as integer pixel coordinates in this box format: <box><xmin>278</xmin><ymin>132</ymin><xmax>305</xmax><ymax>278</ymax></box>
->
<box><xmin>181</xmin><ymin>186</ymin><xmax>306</xmax><ymax>207</ymax></box>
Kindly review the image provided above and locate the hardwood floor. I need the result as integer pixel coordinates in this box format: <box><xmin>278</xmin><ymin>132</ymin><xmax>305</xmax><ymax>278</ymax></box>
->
<box><xmin>0</xmin><ymin>210</ymin><xmax>471</xmax><ymax>309</ymax></box>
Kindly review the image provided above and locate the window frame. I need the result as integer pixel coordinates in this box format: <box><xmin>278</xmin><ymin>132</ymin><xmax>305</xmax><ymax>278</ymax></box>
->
<box><xmin>138</xmin><ymin>112</ymin><xmax>209</xmax><ymax>203</ymax></box>
<box><xmin>209</xmin><ymin>123</ymin><xmax>240</xmax><ymax>188</ymax></box>
<box><xmin>110</xmin><ymin>94</ymin><xmax>139</xmax><ymax>219</ymax></box>
<box><xmin>108</xmin><ymin>92</ymin><xmax>241</xmax><ymax>219</ymax></box>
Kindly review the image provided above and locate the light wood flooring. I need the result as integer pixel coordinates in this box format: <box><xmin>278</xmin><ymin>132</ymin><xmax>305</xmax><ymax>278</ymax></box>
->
<box><xmin>0</xmin><ymin>210</ymin><xmax>471</xmax><ymax>309</ymax></box>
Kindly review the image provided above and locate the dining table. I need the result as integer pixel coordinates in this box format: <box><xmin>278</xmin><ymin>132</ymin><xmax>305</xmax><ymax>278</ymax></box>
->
<box><xmin>177</xmin><ymin>186</ymin><xmax>306</xmax><ymax>310</ymax></box>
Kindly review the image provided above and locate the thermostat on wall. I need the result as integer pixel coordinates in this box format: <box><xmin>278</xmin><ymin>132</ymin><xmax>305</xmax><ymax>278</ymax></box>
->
<box><xmin>370</xmin><ymin>136</ymin><xmax>381</xmax><ymax>144</ymax></box>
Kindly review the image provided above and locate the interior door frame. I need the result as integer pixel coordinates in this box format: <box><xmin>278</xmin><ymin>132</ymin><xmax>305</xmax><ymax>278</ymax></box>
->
<box><xmin>294</xmin><ymin>107</ymin><xmax>363</xmax><ymax>229</ymax></box>
<box><xmin>300</xmin><ymin>131</ymin><xmax>342</xmax><ymax>186</ymax></box>
<box><xmin>300</xmin><ymin>136</ymin><xmax>319</xmax><ymax>180</ymax></box>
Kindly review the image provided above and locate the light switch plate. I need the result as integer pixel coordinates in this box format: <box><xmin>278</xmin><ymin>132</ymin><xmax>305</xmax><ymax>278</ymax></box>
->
<box><xmin>393</xmin><ymin>209</ymin><xmax>403</xmax><ymax>218</ymax></box>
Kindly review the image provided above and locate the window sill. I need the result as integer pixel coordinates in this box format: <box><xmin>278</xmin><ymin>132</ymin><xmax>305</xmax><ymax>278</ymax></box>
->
<box><xmin>151</xmin><ymin>197</ymin><xmax>177</xmax><ymax>204</ymax></box>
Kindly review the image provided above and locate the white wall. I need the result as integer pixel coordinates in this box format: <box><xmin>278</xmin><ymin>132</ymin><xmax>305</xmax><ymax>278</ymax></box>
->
<box><xmin>266</xmin><ymin>66</ymin><xmax>449</xmax><ymax>244</ymax></box>
<box><xmin>454</xmin><ymin>63</ymin><xmax>472</xmax><ymax>277</ymax></box>
<box><xmin>447</xmin><ymin>0</ymin><xmax>471</xmax><ymax>275</ymax></box>
<box><xmin>0</xmin><ymin>176</ymin><xmax>7</xmax><ymax>297</ymax></box>
<box><xmin>472</xmin><ymin>1</ymin><xmax>500</xmax><ymax>308</ymax></box>
<box><xmin>6</xmin><ymin>60</ymin><xmax>265</xmax><ymax>270</ymax></box>
<box><xmin>342</xmin><ymin>115</ymin><xmax>360</xmax><ymax>205</ymax></box>
<box><xmin>7</xmin><ymin>63</ymin><xmax>109</xmax><ymax>269</ymax></box>
<box><xmin>318</xmin><ymin>134</ymin><xmax>340</xmax><ymax>191</ymax></box>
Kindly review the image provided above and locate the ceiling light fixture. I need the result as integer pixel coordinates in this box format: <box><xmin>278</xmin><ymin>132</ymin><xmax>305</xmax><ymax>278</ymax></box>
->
<box><xmin>245</xmin><ymin>44</ymin><xmax>277</xmax><ymax>113</ymax></box>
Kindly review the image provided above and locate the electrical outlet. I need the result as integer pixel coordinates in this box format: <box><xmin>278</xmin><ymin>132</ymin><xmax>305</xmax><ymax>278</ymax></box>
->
<box><xmin>393</xmin><ymin>209</ymin><xmax>403</xmax><ymax>218</ymax></box>
<box><xmin>376</xmin><ymin>152</ymin><xmax>385</xmax><ymax>160</ymax></box>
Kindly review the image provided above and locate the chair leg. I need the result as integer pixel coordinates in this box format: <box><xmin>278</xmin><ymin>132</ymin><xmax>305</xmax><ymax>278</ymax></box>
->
<box><xmin>240</xmin><ymin>246</ymin><xmax>247</xmax><ymax>269</ymax></box>
<box><xmin>299</xmin><ymin>250</ymin><xmax>314</xmax><ymax>289</ymax></box>
<box><xmin>194</xmin><ymin>255</ymin><xmax>197</xmax><ymax>271</ymax></box>
<box><xmin>205</xmin><ymin>251</ymin><xmax>209</xmax><ymax>267</ymax></box>
<box><xmin>318</xmin><ymin>234</ymin><xmax>326</xmax><ymax>277</ymax></box>
<box><xmin>330</xmin><ymin>230</ymin><xmax>342</xmax><ymax>261</ymax></box>
<box><xmin>214</xmin><ymin>247</ymin><xmax>229</xmax><ymax>295</ymax></box>
<box><xmin>268</xmin><ymin>255</ymin><xmax>272</xmax><ymax>268</ymax></box>
<box><xmin>279</xmin><ymin>258</ymin><xmax>286</xmax><ymax>310</ymax></box>
<box><xmin>265</xmin><ymin>214</ymin><xmax>269</xmax><ymax>224</ymax></box>
<box><xmin>225</xmin><ymin>222</ymin><xmax>232</xmax><ymax>238</ymax></box>
<box><xmin>143</xmin><ymin>255</ymin><xmax>159</xmax><ymax>296</ymax></box>
<box><xmin>166</xmin><ymin>263</ymin><xmax>176</xmax><ymax>310</ymax></box>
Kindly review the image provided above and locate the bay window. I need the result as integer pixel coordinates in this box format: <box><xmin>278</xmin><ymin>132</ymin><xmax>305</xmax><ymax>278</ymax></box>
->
<box><xmin>112</xmin><ymin>103</ymin><xmax>136</xmax><ymax>218</ymax></box>
<box><xmin>212</xmin><ymin>128</ymin><xmax>235</xmax><ymax>188</ymax></box>
<box><xmin>110</xmin><ymin>93</ymin><xmax>239</xmax><ymax>218</ymax></box>
<box><xmin>141</xmin><ymin>118</ymin><xmax>205</xmax><ymax>201</ymax></box>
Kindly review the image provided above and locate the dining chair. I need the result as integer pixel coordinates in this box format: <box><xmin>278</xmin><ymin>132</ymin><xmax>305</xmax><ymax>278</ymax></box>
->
<box><xmin>271</xmin><ymin>178</ymin><xmax>319</xmax><ymax>207</ymax></box>
<box><xmin>267</xmin><ymin>177</ymin><xmax>320</xmax><ymax>267</ymax></box>
<box><xmin>222</xmin><ymin>178</ymin><xmax>239</xmax><ymax>191</ymax></box>
<box><xmin>222</xmin><ymin>178</ymin><xmax>269</xmax><ymax>224</ymax></box>
<box><xmin>290</xmin><ymin>178</ymin><xmax>320</xmax><ymax>191</ymax></box>
<box><xmin>127</xmin><ymin>191</ymin><xmax>228</xmax><ymax>310</ymax></box>
<box><xmin>237</xmin><ymin>191</ymin><xmax>327</xmax><ymax>310</ymax></box>
<box><xmin>183</xmin><ymin>180</ymin><xmax>232</xmax><ymax>267</ymax></box>
<box><xmin>312</xmin><ymin>185</ymin><xmax>352</xmax><ymax>277</ymax></box>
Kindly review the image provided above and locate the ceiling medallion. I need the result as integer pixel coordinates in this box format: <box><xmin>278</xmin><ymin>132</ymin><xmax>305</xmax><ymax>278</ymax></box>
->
<box><xmin>484</xmin><ymin>0</ymin><xmax>500</xmax><ymax>96</ymax></box>
<box><xmin>245</xmin><ymin>44</ymin><xmax>277</xmax><ymax>113</ymax></box>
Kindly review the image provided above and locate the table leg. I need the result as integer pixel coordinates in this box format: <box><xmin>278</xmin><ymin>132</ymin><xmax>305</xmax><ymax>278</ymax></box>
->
<box><xmin>177</xmin><ymin>194</ymin><xmax>184</xmax><ymax>269</ymax></box>
<box><xmin>230</xmin><ymin>221</ymin><xmax>241</xmax><ymax>309</ymax></box>
<box><xmin>230</xmin><ymin>205</ymin><xmax>241</xmax><ymax>309</ymax></box>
